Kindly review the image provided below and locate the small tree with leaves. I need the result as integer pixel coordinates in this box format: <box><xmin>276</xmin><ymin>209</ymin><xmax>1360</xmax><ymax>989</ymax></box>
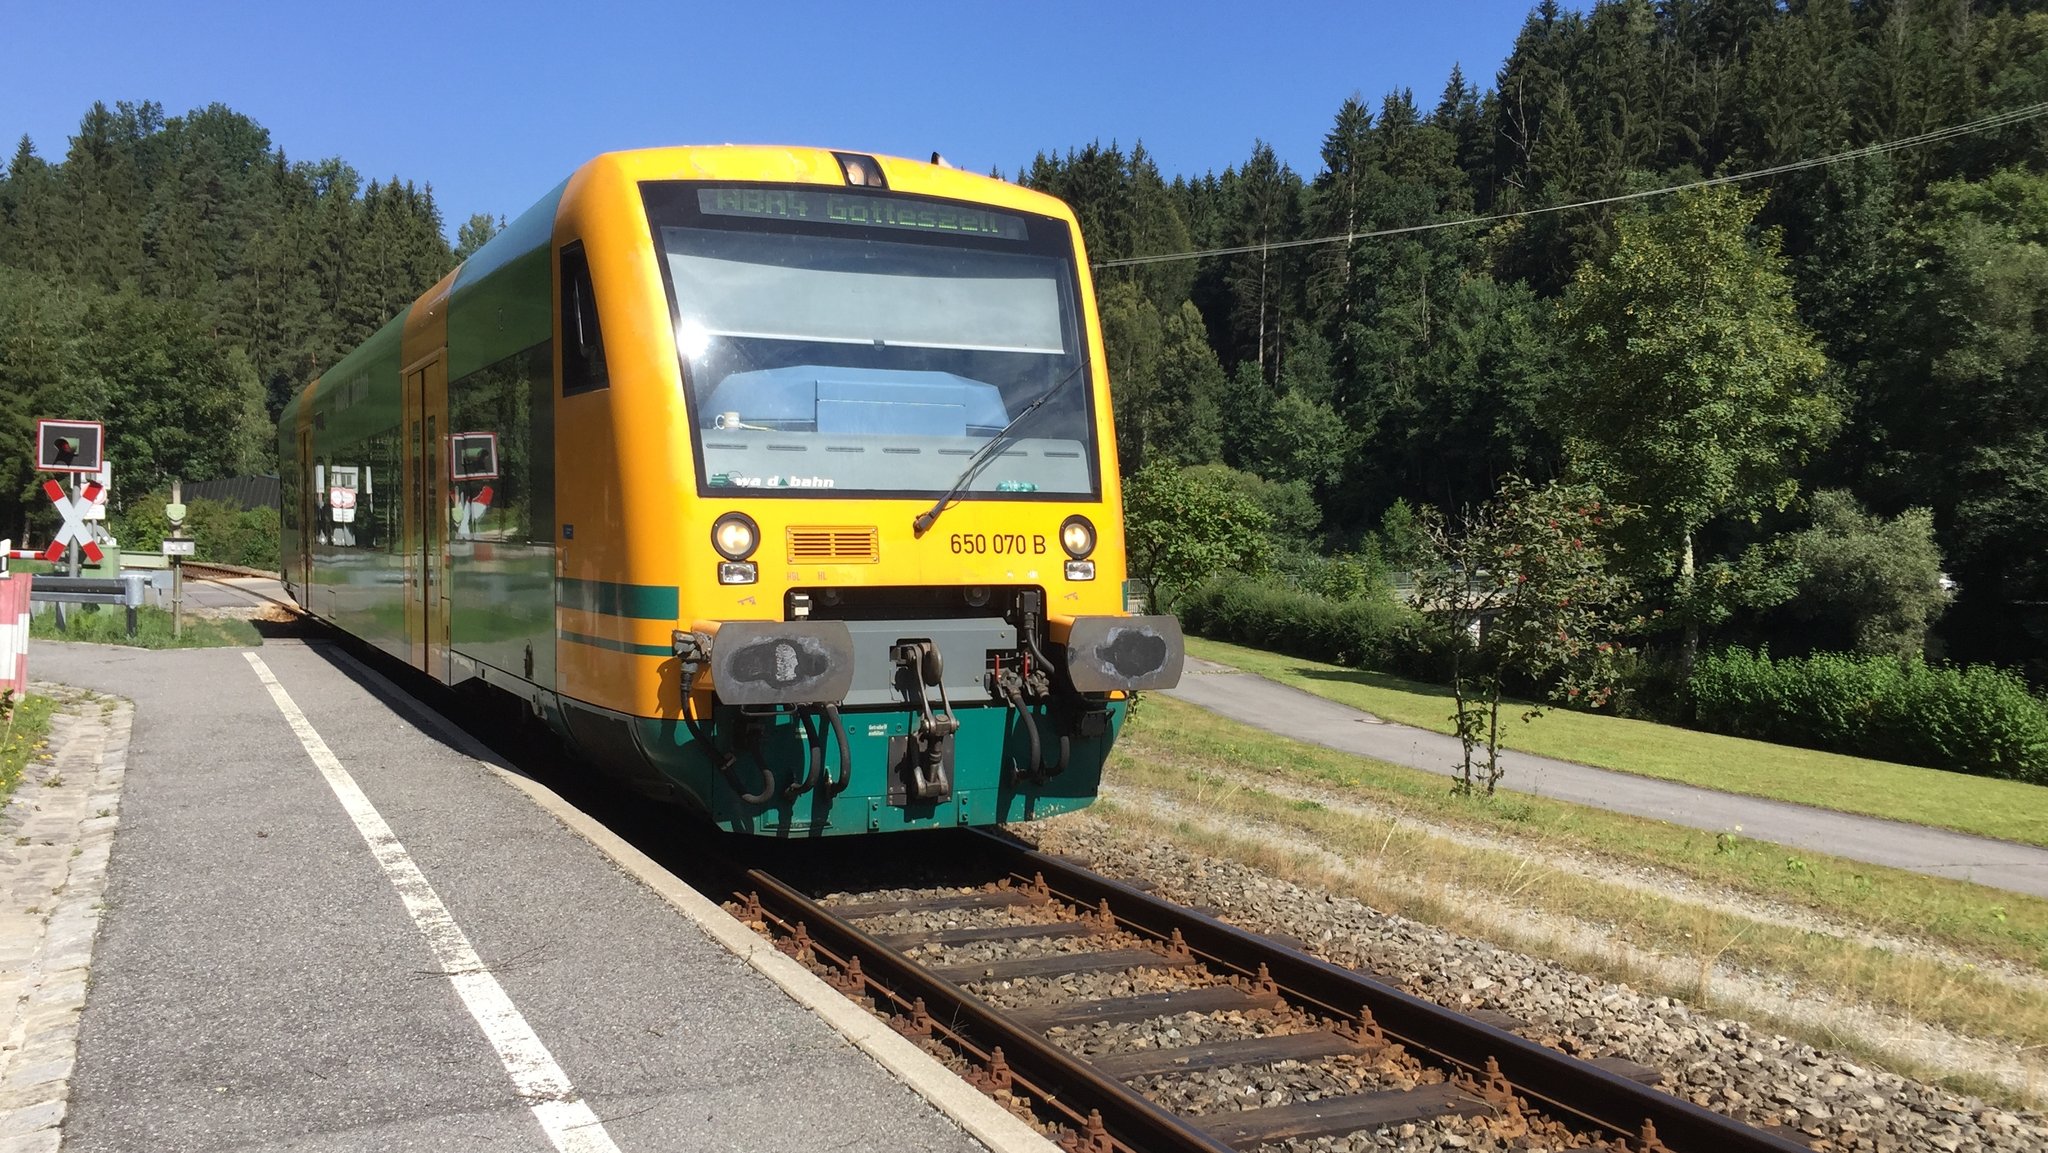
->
<box><xmin>1122</xmin><ymin>462</ymin><xmax>1273</xmax><ymax>612</ymax></box>
<box><xmin>1411</xmin><ymin>476</ymin><xmax>1636</xmax><ymax>794</ymax></box>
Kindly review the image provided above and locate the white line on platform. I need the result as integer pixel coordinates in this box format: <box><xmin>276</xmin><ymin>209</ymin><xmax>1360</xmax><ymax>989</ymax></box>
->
<box><xmin>242</xmin><ymin>651</ymin><xmax>622</xmax><ymax>1153</ymax></box>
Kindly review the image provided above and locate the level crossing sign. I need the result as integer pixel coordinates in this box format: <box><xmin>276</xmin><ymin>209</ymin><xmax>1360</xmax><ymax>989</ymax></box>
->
<box><xmin>42</xmin><ymin>478</ymin><xmax>106</xmax><ymax>564</ymax></box>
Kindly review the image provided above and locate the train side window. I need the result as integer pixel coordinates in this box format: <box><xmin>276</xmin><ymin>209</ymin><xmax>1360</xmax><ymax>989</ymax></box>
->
<box><xmin>560</xmin><ymin>242</ymin><xmax>608</xmax><ymax>394</ymax></box>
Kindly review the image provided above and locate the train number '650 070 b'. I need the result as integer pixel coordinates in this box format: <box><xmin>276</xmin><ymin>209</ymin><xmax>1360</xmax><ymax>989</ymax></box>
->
<box><xmin>949</xmin><ymin>532</ymin><xmax>1046</xmax><ymax>555</ymax></box>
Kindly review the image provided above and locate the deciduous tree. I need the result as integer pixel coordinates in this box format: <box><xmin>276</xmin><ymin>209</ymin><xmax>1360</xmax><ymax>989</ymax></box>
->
<box><xmin>1122</xmin><ymin>463</ymin><xmax>1273</xmax><ymax>611</ymax></box>
<box><xmin>1551</xmin><ymin>186</ymin><xmax>1837</xmax><ymax>666</ymax></box>
<box><xmin>1411</xmin><ymin>477</ymin><xmax>1636</xmax><ymax>793</ymax></box>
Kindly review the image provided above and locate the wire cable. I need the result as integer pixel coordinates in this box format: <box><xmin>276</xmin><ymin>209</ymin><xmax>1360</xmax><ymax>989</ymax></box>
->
<box><xmin>1095</xmin><ymin>101</ymin><xmax>2048</xmax><ymax>269</ymax></box>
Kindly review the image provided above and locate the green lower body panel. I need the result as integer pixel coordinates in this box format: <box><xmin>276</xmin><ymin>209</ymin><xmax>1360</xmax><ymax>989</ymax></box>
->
<box><xmin>557</xmin><ymin>696</ymin><xmax>1125</xmax><ymax>836</ymax></box>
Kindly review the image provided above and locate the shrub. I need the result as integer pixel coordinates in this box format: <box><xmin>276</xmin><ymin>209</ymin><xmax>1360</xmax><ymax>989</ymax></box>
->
<box><xmin>113</xmin><ymin>494</ymin><xmax>279</xmax><ymax>569</ymax></box>
<box><xmin>1179</xmin><ymin>574</ymin><xmax>1455</xmax><ymax>680</ymax></box>
<box><xmin>1273</xmin><ymin>548</ymin><xmax>1386</xmax><ymax>603</ymax></box>
<box><xmin>1691</xmin><ymin>647</ymin><xmax>2048</xmax><ymax>782</ymax></box>
<box><xmin>1778</xmin><ymin>490</ymin><xmax>1950</xmax><ymax>657</ymax></box>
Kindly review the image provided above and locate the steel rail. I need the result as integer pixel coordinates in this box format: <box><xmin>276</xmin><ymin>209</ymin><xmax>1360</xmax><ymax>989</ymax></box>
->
<box><xmin>982</xmin><ymin>834</ymin><xmax>1809</xmax><ymax>1153</ymax></box>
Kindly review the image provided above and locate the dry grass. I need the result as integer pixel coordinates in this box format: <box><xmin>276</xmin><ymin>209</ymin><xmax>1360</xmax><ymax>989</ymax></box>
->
<box><xmin>1125</xmin><ymin>696</ymin><xmax>2048</xmax><ymax>969</ymax></box>
<box><xmin>1096</xmin><ymin>697</ymin><xmax>2048</xmax><ymax>1106</ymax></box>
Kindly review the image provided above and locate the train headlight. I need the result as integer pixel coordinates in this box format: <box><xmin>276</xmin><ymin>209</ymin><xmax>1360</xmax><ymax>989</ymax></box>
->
<box><xmin>1059</xmin><ymin>515</ymin><xmax>1096</xmax><ymax>559</ymax></box>
<box><xmin>712</xmin><ymin>512</ymin><xmax>759</xmax><ymax>561</ymax></box>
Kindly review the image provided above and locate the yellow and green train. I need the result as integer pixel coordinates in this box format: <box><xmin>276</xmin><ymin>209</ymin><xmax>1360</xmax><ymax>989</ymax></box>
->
<box><xmin>278</xmin><ymin>145</ymin><xmax>1184</xmax><ymax>835</ymax></box>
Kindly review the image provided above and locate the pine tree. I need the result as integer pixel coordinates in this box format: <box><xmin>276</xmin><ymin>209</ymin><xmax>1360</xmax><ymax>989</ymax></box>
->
<box><xmin>1</xmin><ymin>137</ymin><xmax>64</xmax><ymax>275</ymax></box>
<box><xmin>60</xmin><ymin>101</ymin><xmax>148</xmax><ymax>290</ymax></box>
<box><xmin>1219</xmin><ymin>141</ymin><xmax>1302</xmax><ymax>388</ymax></box>
<box><xmin>1306</xmin><ymin>96</ymin><xmax>1374</xmax><ymax>358</ymax></box>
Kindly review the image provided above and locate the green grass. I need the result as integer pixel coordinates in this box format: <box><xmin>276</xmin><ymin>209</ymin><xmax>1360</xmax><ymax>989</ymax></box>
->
<box><xmin>30</xmin><ymin>604</ymin><xmax>258</xmax><ymax>649</ymax></box>
<box><xmin>1186</xmin><ymin>635</ymin><xmax>2048</xmax><ymax>849</ymax></box>
<box><xmin>1116</xmin><ymin>694</ymin><xmax>2048</xmax><ymax>971</ymax></box>
<box><xmin>1</xmin><ymin>692</ymin><xmax>57</xmax><ymax>803</ymax></box>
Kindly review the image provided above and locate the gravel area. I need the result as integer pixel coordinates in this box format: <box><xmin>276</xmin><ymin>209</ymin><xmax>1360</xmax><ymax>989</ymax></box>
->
<box><xmin>1022</xmin><ymin>814</ymin><xmax>2048</xmax><ymax>1153</ymax></box>
<box><xmin>967</xmin><ymin>965</ymin><xmax>1201</xmax><ymax>1009</ymax></box>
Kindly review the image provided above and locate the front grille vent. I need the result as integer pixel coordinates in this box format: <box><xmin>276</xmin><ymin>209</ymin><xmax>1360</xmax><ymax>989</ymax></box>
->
<box><xmin>787</xmin><ymin>526</ymin><xmax>880</xmax><ymax>564</ymax></box>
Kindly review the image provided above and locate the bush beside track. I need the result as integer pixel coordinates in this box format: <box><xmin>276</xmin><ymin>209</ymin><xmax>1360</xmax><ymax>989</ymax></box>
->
<box><xmin>1177</xmin><ymin>573</ymin><xmax>1453</xmax><ymax>681</ymax></box>
<box><xmin>1692</xmin><ymin>647</ymin><xmax>2048</xmax><ymax>783</ymax></box>
<box><xmin>114</xmin><ymin>495</ymin><xmax>278</xmax><ymax>569</ymax></box>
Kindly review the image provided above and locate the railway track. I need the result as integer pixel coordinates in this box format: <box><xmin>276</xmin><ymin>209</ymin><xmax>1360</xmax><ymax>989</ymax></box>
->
<box><xmin>179</xmin><ymin>566</ymin><xmax>304</xmax><ymax>618</ymax></box>
<box><xmin>727</xmin><ymin>831</ymin><xmax>1811</xmax><ymax>1153</ymax></box>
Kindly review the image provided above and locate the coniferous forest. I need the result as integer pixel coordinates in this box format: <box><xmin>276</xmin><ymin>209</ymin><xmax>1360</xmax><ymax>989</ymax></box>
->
<box><xmin>2</xmin><ymin>1</ymin><xmax>2046</xmax><ymax>682</ymax></box>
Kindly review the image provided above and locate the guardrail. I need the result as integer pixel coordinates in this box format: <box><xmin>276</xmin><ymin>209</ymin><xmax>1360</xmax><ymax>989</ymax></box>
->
<box><xmin>31</xmin><ymin>573</ymin><xmax>148</xmax><ymax>638</ymax></box>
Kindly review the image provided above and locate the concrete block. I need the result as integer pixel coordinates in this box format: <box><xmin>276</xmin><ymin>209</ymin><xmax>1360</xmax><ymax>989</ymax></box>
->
<box><xmin>0</xmin><ymin>1056</ymin><xmax>71</xmax><ymax>1091</ymax></box>
<box><xmin>0</xmin><ymin>1099</ymin><xmax>62</xmax><ymax>1138</ymax></box>
<box><xmin>0</xmin><ymin>1126</ymin><xmax>61</xmax><ymax>1153</ymax></box>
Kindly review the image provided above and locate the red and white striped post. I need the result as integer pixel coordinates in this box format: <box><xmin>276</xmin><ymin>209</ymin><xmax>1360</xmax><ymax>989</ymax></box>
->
<box><xmin>0</xmin><ymin>558</ymin><xmax>31</xmax><ymax>698</ymax></box>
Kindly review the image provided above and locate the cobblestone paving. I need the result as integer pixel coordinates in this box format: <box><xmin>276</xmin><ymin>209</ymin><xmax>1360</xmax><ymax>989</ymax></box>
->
<box><xmin>0</xmin><ymin>686</ymin><xmax>129</xmax><ymax>1153</ymax></box>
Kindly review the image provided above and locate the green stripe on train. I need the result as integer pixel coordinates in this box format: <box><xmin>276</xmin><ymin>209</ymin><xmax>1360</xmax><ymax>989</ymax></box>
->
<box><xmin>558</xmin><ymin>630</ymin><xmax>673</xmax><ymax>657</ymax></box>
<box><xmin>556</xmin><ymin>578</ymin><xmax>679</xmax><ymax>620</ymax></box>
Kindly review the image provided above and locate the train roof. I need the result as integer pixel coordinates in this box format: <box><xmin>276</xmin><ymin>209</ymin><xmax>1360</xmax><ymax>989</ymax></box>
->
<box><xmin>566</xmin><ymin>144</ymin><xmax>1066</xmax><ymax>217</ymax></box>
<box><xmin>281</xmin><ymin>145</ymin><xmax>1076</xmax><ymax>430</ymax></box>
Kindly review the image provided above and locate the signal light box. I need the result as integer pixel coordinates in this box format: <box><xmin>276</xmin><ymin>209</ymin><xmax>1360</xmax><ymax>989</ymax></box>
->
<box><xmin>451</xmin><ymin>432</ymin><xmax>500</xmax><ymax>481</ymax></box>
<box><xmin>37</xmin><ymin>419</ymin><xmax>104</xmax><ymax>473</ymax></box>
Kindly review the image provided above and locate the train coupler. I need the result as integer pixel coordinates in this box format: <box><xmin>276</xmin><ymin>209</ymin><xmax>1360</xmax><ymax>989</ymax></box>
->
<box><xmin>891</xmin><ymin>641</ymin><xmax>958</xmax><ymax>802</ymax></box>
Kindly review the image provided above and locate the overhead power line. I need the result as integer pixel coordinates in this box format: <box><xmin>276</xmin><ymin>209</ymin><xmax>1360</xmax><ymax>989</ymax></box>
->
<box><xmin>1094</xmin><ymin>101</ymin><xmax>2048</xmax><ymax>269</ymax></box>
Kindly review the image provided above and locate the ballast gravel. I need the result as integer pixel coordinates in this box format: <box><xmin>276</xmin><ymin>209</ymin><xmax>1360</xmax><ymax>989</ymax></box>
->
<box><xmin>1016</xmin><ymin>815</ymin><xmax>2048</xmax><ymax>1153</ymax></box>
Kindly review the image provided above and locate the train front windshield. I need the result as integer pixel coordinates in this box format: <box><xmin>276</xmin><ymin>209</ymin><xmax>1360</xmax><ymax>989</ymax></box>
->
<box><xmin>643</xmin><ymin>183</ymin><xmax>1098</xmax><ymax>499</ymax></box>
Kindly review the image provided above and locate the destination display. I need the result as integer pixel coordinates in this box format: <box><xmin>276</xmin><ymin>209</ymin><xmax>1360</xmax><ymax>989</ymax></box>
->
<box><xmin>698</xmin><ymin>187</ymin><xmax>1029</xmax><ymax>241</ymax></box>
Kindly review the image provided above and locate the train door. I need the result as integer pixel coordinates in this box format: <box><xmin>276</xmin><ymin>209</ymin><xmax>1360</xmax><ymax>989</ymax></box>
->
<box><xmin>403</xmin><ymin>354</ymin><xmax>451</xmax><ymax>679</ymax></box>
<box><xmin>295</xmin><ymin>426</ymin><xmax>314</xmax><ymax>600</ymax></box>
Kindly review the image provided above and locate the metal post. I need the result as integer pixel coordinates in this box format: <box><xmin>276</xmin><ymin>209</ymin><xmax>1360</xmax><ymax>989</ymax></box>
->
<box><xmin>54</xmin><ymin>475</ymin><xmax>78</xmax><ymax>632</ymax></box>
<box><xmin>171</xmin><ymin>478</ymin><xmax>183</xmax><ymax>641</ymax></box>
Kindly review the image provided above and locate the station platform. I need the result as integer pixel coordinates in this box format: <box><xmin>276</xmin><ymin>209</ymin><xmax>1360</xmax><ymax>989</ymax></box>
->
<box><xmin>4</xmin><ymin>618</ymin><xmax>1053</xmax><ymax>1153</ymax></box>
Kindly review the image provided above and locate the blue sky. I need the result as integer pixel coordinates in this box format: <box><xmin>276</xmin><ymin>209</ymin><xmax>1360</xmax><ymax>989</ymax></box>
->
<box><xmin>6</xmin><ymin>1</ymin><xmax>1535</xmax><ymax>233</ymax></box>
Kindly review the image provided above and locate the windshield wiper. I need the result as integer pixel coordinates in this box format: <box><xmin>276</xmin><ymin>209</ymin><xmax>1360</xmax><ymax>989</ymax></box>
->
<box><xmin>912</xmin><ymin>361</ymin><xmax>1086</xmax><ymax>537</ymax></box>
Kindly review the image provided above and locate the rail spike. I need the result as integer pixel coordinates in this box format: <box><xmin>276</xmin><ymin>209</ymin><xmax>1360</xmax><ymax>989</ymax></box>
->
<box><xmin>1469</xmin><ymin>1055</ymin><xmax>1529</xmax><ymax>1134</ymax></box>
<box><xmin>1028</xmin><ymin>872</ymin><xmax>1053</xmax><ymax>904</ymax></box>
<box><xmin>790</xmin><ymin>921</ymin><xmax>814</xmax><ymax>964</ymax></box>
<box><xmin>1480</xmin><ymin>1056</ymin><xmax>1513</xmax><ymax>1103</ymax></box>
<box><xmin>1166</xmin><ymin>928</ymin><xmax>1192</xmax><ymax>961</ymax></box>
<box><xmin>983</xmin><ymin>1046</ymin><xmax>1014</xmax><ymax>1094</ymax></box>
<box><xmin>1088</xmin><ymin>898</ymin><xmax>1117</xmax><ymax>934</ymax></box>
<box><xmin>1637</xmin><ymin>1118</ymin><xmax>1669</xmax><ymax>1153</ymax></box>
<box><xmin>1058</xmin><ymin>1109</ymin><xmax>1113</xmax><ymax>1153</ymax></box>
<box><xmin>835</xmin><ymin>955</ymin><xmax>866</xmax><ymax>995</ymax></box>
<box><xmin>1337</xmin><ymin>1004</ymin><xmax>1386</xmax><ymax>1046</ymax></box>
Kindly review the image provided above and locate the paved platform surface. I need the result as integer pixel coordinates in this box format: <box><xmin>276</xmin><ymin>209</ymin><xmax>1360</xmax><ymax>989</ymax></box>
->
<box><xmin>1166</xmin><ymin>657</ymin><xmax>2048</xmax><ymax>899</ymax></box>
<box><xmin>9</xmin><ymin>635</ymin><xmax>1007</xmax><ymax>1153</ymax></box>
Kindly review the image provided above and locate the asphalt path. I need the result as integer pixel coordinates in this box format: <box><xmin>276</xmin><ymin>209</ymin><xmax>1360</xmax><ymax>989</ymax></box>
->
<box><xmin>36</xmin><ymin>638</ymin><xmax>989</xmax><ymax>1153</ymax></box>
<box><xmin>1164</xmin><ymin>657</ymin><xmax>2048</xmax><ymax>900</ymax></box>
